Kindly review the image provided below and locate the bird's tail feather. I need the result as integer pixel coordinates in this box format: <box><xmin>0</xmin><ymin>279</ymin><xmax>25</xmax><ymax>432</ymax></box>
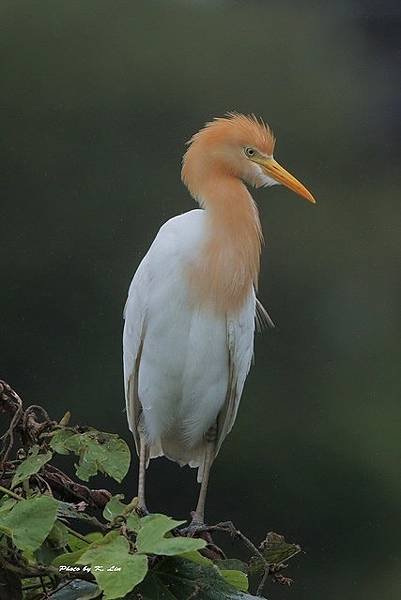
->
<box><xmin>148</xmin><ymin>438</ymin><xmax>207</xmax><ymax>483</ymax></box>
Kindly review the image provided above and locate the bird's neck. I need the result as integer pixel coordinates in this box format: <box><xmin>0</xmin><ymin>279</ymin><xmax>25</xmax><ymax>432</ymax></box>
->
<box><xmin>188</xmin><ymin>174</ymin><xmax>263</xmax><ymax>314</ymax></box>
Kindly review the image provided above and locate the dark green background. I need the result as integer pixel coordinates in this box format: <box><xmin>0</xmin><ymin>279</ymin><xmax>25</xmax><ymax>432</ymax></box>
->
<box><xmin>1</xmin><ymin>1</ymin><xmax>400</xmax><ymax>598</ymax></box>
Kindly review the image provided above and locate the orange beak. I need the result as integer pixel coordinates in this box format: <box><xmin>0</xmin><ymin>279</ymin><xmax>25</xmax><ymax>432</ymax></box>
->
<box><xmin>256</xmin><ymin>157</ymin><xmax>316</xmax><ymax>204</ymax></box>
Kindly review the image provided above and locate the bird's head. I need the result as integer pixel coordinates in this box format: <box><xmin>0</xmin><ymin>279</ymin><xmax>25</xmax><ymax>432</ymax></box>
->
<box><xmin>182</xmin><ymin>112</ymin><xmax>315</xmax><ymax>204</ymax></box>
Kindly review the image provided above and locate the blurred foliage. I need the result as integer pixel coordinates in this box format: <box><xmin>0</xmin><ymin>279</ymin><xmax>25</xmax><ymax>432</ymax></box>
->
<box><xmin>1</xmin><ymin>1</ymin><xmax>400</xmax><ymax>599</ymax></box>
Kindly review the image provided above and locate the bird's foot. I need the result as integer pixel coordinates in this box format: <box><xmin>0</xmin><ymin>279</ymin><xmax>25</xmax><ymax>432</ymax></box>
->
<box><xmin>179</xmin><ymin>512</ymin><xmax>213</xmax><ymax>541</ymax></box>
<box><xmin>185</xmin><ymin>523</ymin><xmax>206</xmax><ymax>538</ymax></box>
<box><xmin>178</xmin><ymin>513</ymin><xmax>225</xmax><ymax>560</ymax></box>
<box><xmin>188</xmin><ymin>511</ymin><xmax>207</xmax><ymax>534</ymax></box>
<box><xmin>178</xmin><ymin>512</ymin><xmax>206</xmax><ymax>537</ymax></box>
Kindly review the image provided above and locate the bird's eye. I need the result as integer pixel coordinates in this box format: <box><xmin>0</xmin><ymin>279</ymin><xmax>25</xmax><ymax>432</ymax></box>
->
<box><xmin>245</xmin><ymin>147</ymin><xmax>256</xmax><ymax>158</ymax></box>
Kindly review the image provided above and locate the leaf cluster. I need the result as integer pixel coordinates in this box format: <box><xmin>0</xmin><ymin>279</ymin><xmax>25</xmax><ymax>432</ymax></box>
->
<box><xmin>0</xmin><ymin>381</ymin><xmax>301</xmax><ymax>599</ymax></box>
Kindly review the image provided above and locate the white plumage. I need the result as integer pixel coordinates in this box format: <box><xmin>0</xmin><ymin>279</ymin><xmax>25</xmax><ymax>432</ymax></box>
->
<box><xmin>123</xmin><ymin>209</ymin><xmax>255</xmax><ymax>483</ymax></box>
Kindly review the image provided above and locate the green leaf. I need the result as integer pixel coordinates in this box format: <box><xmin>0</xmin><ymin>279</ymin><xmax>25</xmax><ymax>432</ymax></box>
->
<box><xmin>78</xmin><ymin>531</ymin><xmax>148</xmax><ymax>599</ymax></box>
<box><xmin>102</xmin><ymin>494</ymin><xmax>141</xmax><ymax>533</ymax></box>
<box><xmin>52</xmin><ymin>546</ymin><xmax>90</xmax><ymax>568</ymax></box>
<box><xmin>35</xmin><ymin>541</ymin><xmax>60</xmax><ymax>566</ymax></box>
<box><xmin>215</xmin><ymin>557</ymin><xmax>249</xmax><ymax>591</ymax></box>
<box><xmin>47</xmin><ymin>579</ymin><xmax>101</xmax><ymax>600</ymax></box>
<box><xmin>86</xmin><ymin>532</ymin><xmax>104</xmax><ymax>543</ymax></box>
<box><xmin>126</xmin><ymin>512</ymin><xmax>141</xmax><ymax>533</ymax></box>
<box><xmin>103</xmin><ymin>494</ymin><xmax>127</xmax><ymax>521</ymax></box>
<box><xmin>0</xmin><ymin>495</ymin><xmax>58</xmax><ymax>552</ymax></box>
<box><xmin>215</xmin><ymin>558</ymin><xmax>248</xmax><ymax>573</ymax></box>
<box><xmin>50</xmin><ymin>429</ymin><xmax>76</xmax><ymax>455</ymax></box>
<box><xmin>66</xmin><ymin>534</ymin><xmax>87</xmax><ymax>553</ymax></box>
<box><xmin>181</xmin><ymin>549</ymin><xmax>212</xmax><ymax>566</ymax></box>
<box><xmin>0</xmin><ymin>523</ymin><xmax>12</xmax><ymax>536</ymax></box>
<box><xmin>47</xmin><ymin>520</ymin><xmax>69</xmax><ymax>549</ymax></box>
<box><xmin>62</xmin><ymin>430</ymin><xmax>130</xmax><ymax>483</ymax></box>
<box><xmin>101</xmin><ymin>494</ymin><xmax>141</xmax><ymax>535</ymax></box>
<box><xmin>135</xmin><ymin>557</ymin><xmax>263</xmax><ymax>599</ymax></box>
<box><xmin>249</xmin><ymin>531</ymin><xmax>301</xmax><ymax>575</ymax></box>
<box><xmin>261</xmin><ymin>531</ymin><xmax>300</xmax><ymax>564</ymax></box>
<box><xmin>11</xmin><ymin>450</ymin><xmax>52</xmax><ymax>488</ymax></box>
<box><xmin>136</xmin><ymin>514</ymin><xmax>206</xmax><ymax>556</ymax></box>
<box><xmin>48</xmin><ymin>580</ymin><xmax>100</xmax><ymax>600</ymax></box>
<box><xmin>66</xmin><ymin>531</ymin><xmax>103</xmax><ymax>553</ymax></box>
<box><xmin>219</xmin><ymin>569</ymin><xmax>249</xmax><ymax>592</ymax></box>
<box><xmin>57</xmin><ymin>500</ymin><xmax>104</xmax><ymax>528</ymax></box>
<box><xmin>0</xmin><ymin>497</ymin><xmax>17</xmax><ymax>514</ymax></box>
<box><xmin>21</xmin><ymin>548</ymin><xmax>36</xmax><ymax>564</ymax></box>
<box><xmin>53</xmin><ymin>533</ymin><xmax>104</xmax><ymax>567</ymax></box>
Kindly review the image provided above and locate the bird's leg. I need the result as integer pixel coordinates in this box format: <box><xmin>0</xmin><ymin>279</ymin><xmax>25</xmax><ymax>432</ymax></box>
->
<box><xmin>137</xmin><ymin>429</ymin><xmax>148</xmax><ymax>515</ymax></box>
<box><xmin>191</xmin><ymin>424</ymin><xmax>217</xmax><ymax>526</ymax></box>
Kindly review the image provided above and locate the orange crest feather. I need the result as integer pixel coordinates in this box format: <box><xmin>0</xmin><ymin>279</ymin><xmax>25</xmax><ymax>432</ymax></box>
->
<box><xmin>186</xmin><ymin>112</ymin><xmax>276</xmax><ymax>156</ymax></box>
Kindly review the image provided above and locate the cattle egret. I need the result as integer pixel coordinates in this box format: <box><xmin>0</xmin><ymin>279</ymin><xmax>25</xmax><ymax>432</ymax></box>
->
<box><xmin>123</xmin><ymin>113</ymin><xmax>315</xmax><ymax>524</ymax></box>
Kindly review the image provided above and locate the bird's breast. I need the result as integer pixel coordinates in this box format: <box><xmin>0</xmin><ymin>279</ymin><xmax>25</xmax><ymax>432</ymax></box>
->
<box><xmin>186</xmin><ymin>234</ymin><xmax>258</xmax><ymax>315</ymax></box>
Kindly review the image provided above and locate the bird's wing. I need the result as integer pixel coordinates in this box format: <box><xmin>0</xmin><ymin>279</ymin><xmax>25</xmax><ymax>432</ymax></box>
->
<box><xmin>215</xmin><ymin>292</ymin><xmax>256</xmax><ymax>455</ymax></box>
<box><xmin>123</xmin><ymin>258</ymin><xmax>148</xmax><ymax>454</ymax></box>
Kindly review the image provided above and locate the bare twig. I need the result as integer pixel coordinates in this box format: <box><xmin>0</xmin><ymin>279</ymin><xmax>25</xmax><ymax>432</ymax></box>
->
<box><xmin>43</xmin><ymin>463</ymin><xmax>111</xmax><ymax>509</ymax></box>
<box><xmin>64</xmin><ymin>524</ymin><xmax>91</xmax><ymax>544</ymax></box>
<box><xmin>0</xmin><ymin>483</ymin><xmax>23</xmax><ymax>501</ymax></box>
<box><xmin>0</xmin><ymin>381</ymin><xmax>23</xmax><ymax>476</ymax></box>
<box><xmin>0</xmin><ymin>381</ymin><xmax>111</xmax><ymax>511</ymax></box>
